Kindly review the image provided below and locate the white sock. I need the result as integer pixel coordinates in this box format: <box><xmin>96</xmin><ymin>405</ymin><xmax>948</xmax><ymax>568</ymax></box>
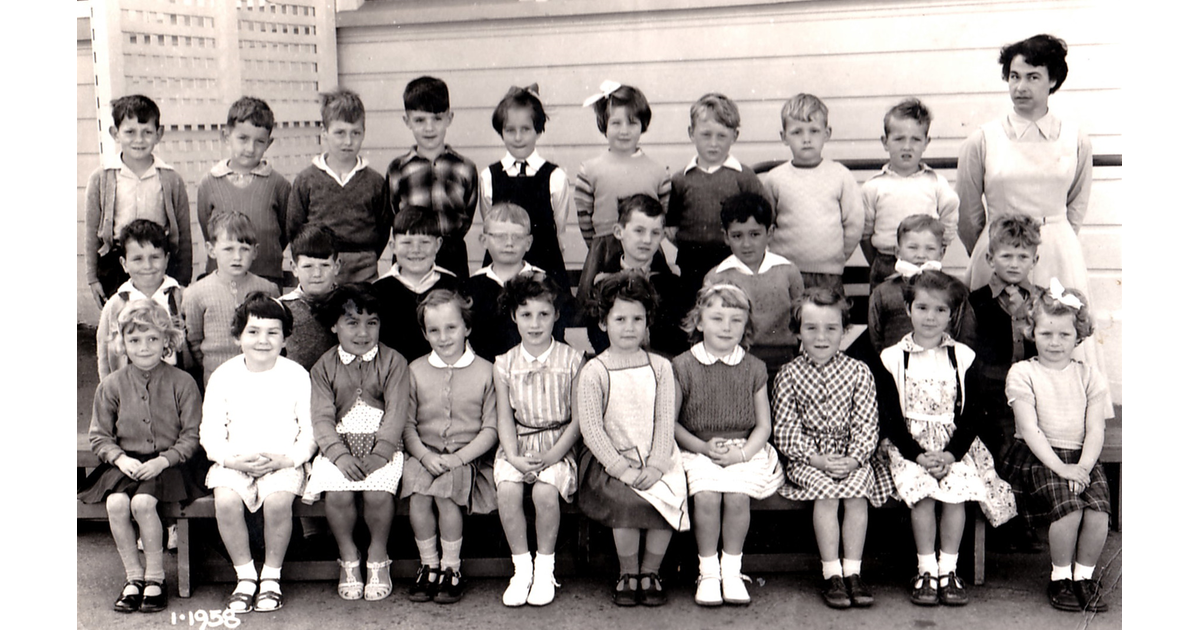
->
<box><xmin>415</xmin><ymin>536</ymin><xmax>440</xmax><ymax>567</ymax></box>
<box><xmin>698</xmin><ymin>554</ymin><xmax>720</xmax><ymax>577</ymax></box>
<box><xmin>720</xmin><ymin>551</ymin><xmax>742</xmax><ymax>577</ymax></box>
<box><xmin>1050</xmin><ymin>564</ymin><xmax>1072</xmax><ymax>581</ymax></box>
<box><xmin>234</xmin><ymin>562</ymin><xmax>257</xmax><ymax>594</ymax></box>
<box><xmin>842</xmin><ymin>559</ymin><xmax>862</xmax><ymax>578</ymax></box>
<box><xmin>534</xmin><ymin>553</ymin><xmax>555</xmax><ymax>576</ymax></box>
<box><xmin>512</xmin><ymin>552</ymin><xmax>532</xmax><ymax>573</ymax></box>
<box><xmin>917</xmin><ymin>553</ymin><xmax>938</xmax><ymax>576</ymax></box>
<box><xmin>440</xmin><ymin>538</ymin><xmax>463</xmax><ymax>572</ymax></box>
<box><xmin>821</xmin><ymin>560</ymin><xmax>842</xmax><ymax>580</ymax></box>
<box><xmin>260</xmin><ymin>565</ymin><xmax>282</xmax><ymax>582</ymax></box>
<box><xmin>937</xmin><ymin>552</ymin><xmax>959</xmax><ymax>577</ymax></box>
<box><xmin>1073</xmin><ymin>563</ymin><xmax>1095</xmax><ymax>580</ymax></box>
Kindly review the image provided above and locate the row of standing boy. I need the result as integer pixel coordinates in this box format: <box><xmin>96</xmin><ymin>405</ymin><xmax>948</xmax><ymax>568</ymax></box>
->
<box><xmin>82</xmin><ymin>75</ymin><xmax>1112</xmax><ymax>617</ymax></box>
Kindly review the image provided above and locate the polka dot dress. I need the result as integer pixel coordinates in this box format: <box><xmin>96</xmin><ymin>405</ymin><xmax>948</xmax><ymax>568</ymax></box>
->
<box><xmin>303</xmin><ymin>399</ymin><xmax>404</xmax><ymax>502</ymax></box>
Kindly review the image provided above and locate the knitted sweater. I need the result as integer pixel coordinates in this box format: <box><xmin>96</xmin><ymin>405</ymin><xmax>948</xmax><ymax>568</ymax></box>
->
<box><xmin>672</xmin><ymin>349</ymin><xmax>767</xmax><ymax>435</ymax></box>
<box><xmin>199</xmin><ymin>355</ymin><xmax>316</xmax><ymax>467</ymax></box>
<box><xmin>761</xmin><ymin>160</ymin><xmax>864</xmax><ymax>274</ymax></box>
<box><xmin>285</xmin><ymin>161</ymin><xmax>391</xmax><ymax>255</ymax></box>
<box><xmin>196</xmin><ymin>161</ymin><xmax>291</xmax><ymax>279</ymax></box>
<box><xmin>372</xmin><ymin>271</ymin><xmax>459</xmax><ymax>364</ymax></box>
<box><xmin>89</xmin><ymin>362</ymin><xmax>202</xmax><ymax>466</ymax></box>
<box><xmin>182</xmin><ymin>272</ymin><xmax>280</xmax><ymax>386</ymax></box>
<box><xmin>1005</xmin><ymin>358</ymin><xmax>1112</xmax><ymax>449</ymax></box>
<box><xmin>666</xmin><ymin>161</ymin><xmax>766</xmax><ymax>245</ymax></box>
<box><xmin>703</xmin><ymin>252</ymin><xmax>805</xmax><ymax>348</ymax></box>
<box><xmin>279</xmin><ymin>288</ymin><xmax>338</xmax><ymax>371</ymax></box>
<box><xmin>575</xmin><ymin>150</ymin><xmax>671</xmax><ymax>243</ymax></box>
<box><xmin>576</xmin><ymin>350</ymin><xmax>677</xmax><ymax>477</ymax></box>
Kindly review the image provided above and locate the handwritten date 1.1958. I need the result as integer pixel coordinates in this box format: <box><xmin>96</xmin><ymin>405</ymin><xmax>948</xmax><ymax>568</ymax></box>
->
<box><xmin>170</xmin><ymin>609</ymin><xmax>242</xmax><ymax>629</ymax></box>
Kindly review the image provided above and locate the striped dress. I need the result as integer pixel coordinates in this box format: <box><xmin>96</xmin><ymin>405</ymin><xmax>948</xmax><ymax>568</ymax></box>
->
<box><xmin>492</xmin><ymin>341</ymin><xmax>585</xmax><ymax>500</ymax></box>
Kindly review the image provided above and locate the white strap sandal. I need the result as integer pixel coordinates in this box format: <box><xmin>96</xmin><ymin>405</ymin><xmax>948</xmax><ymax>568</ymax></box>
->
<box><xmin>337</xmin><ymin>558</ymin><xmax>364</xmax><ymax>600</ymax></box>
<box><xmin>364</xmin><ymin>559</ymin><xmax>394</xmax><ymax>601</ymax></box>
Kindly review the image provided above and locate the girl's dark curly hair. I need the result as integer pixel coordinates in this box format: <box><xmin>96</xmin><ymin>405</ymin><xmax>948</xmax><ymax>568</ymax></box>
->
<box><xmin>588</xmin><ymin>270</ymin><xmax>658</xmax><ymax>327</ymax></box>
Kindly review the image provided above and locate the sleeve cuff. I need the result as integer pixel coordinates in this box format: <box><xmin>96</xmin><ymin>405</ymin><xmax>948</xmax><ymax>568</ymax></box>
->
<box><xmin>371</xmin><ymin>439</ymin><xmax>397</xmax><ymax>460</ymax></box>
<box><xmin>646</xmin><ymin>454</ymin><xmax>673</xmax><ymax>474</ymax></box>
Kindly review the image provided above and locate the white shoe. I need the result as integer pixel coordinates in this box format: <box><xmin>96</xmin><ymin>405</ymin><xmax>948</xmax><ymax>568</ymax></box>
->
<box><xmin>721</xmin><ymin>554</ymin><xmax>750</xmax><ymax>605</ymax></box>
<box><xmin>502</xmin><ymin>566</ymin><xmax>533</xmax><ymax>607</ymax></box>
<box><xmin>695</xmin><ymin>572</ymin><xmax>723</xmax><ymax>606</ymax></box>
<box><xmin>527</xmin><ymin>555</ymin><xmax>558</xmax><ymax>606</ymax></box>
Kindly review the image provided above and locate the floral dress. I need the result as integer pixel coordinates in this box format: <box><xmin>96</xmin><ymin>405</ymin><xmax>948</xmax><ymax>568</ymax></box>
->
<box><xmin>879</xmin><ymin>335</ymin><xmax>1016</xmax><ymax>527</ymax></box>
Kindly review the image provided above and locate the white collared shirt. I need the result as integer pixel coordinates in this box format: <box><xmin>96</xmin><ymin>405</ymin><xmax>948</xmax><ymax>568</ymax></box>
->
<box><xmin>338</xmin><ymin>345</ymin><xmax>379</xmax><ymax>364</ymax></box>
<box><xmin>1005</xmin><ymin>110</ymin><xmax>1062</xmax><ymax>141</ymax></box>
<box><xmin>689</xmin><ymin>342</ymin><xmax>746</xmax><ymax>366</ymax></box>
<box><xmin>711</xmin><ymin>249</ymin><xmax>794</xmax><ymax>276</ymax></box>
<box><xmin>479</xmin><ymin>149</ymin><xmax>573</xmax><ymax>239</ymax></box>
<box><xmin>314</xmin><ymin>153</ymin><xmax>369</xmax><ymax>187</ymax></box>
<box><xmin>381</xmin><ymin>264</ymin><xmax>456</xmax><ymax>294</ymax></box>
<box><xmin>470</xmin><ymin>261</ymin><xmax>544</xmax><ymax>287</ymax></box>
<box><xmin>519</xmin><ymin>342</ymin><xmax>554</xmax><ymax>364</ymax></box>
<box><xmin>107</xmin><ymin>153</ymin><xmax>173</xmax><ymax>231</ymax></box>
<box><xmin>428</xmin><ymin>345</ymin><xmax>477</xmax><ymax>369</ymax></box>
<box><xmin>683</xmin><ymin>154</ymin><xmax>743</xmax><ymax>175</ymax></box>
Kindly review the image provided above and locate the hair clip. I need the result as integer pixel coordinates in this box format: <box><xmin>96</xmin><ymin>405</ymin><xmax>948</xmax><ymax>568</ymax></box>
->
<box><xmin>582</xmin><ymin>80</ymin><xmax>622</xmax><ymax>107</ymax></box>
<box><xmin>894</xmin><ymin>259</ymin><xmax>942</xmax><ymax>279</ymax></box>
<box><xmin>1048</xmin><ymin>278</ymin><xmax>1083</xmax><ymax>310</ymax></box>
<box><xmin>702</xmin><ymin>283</ymin><xmax>749</xmax><ymax>300</ymax></box>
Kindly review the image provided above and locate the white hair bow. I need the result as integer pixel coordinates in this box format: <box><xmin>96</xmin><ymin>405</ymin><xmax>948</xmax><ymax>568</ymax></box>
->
<box><xmin>582</xmin><ymin>80</ymin><xmax>623</xmax><ymax>107</ymax></box>
<box><xmin>894</xmin><ymin>259</ymin><xmax>942</xmax><ymax>278</ymax></box>
<box><xmin>1048</xmin><ymin>278</ymin><xmax>1083</xmax><ymax>310</ymax></box>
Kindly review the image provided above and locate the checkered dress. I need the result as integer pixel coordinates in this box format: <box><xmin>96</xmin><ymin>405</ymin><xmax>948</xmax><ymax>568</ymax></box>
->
<box><xmin>772</xmin><ymin>351</ymin><xmax>891</xmax><ymax>507</ymax></box>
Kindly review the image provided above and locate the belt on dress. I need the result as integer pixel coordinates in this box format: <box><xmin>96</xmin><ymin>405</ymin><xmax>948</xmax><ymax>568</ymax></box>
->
<box><xmin>516</xmin><ymin>419</ymin><xmax>570</xmax><ymax>437</ymax></box>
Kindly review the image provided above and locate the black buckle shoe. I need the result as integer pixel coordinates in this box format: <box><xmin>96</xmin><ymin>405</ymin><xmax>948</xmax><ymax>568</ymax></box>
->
<box><xmin>938</xmin><ymin>572</ymin><xmax>969</xmax><ymax>606</ymax></box>
<box><xmin>113</xmin><ymin>579</ymin><xmax>145</xmax><ymax>613</ymax></box>
<box><xmin>434</xmin><ymin>568</ymin><xmax>465</xmax><ymax>604</ymax></box>
<box><xmin>613</xmin><ymin>574</ymin><xmax>638</xmax><ymax>607</ymax></box>
<box><xmin>639</xmin><ymin>573</ymin><xmax>666</xmax><ymax>607</ymax></box>
<box><xmin>409</xmin><ymin>565</ymin><xmax>439</xmax><ymax>602</ymax></box>
<box><xmin>910</xmin><ymin>572</ymin><xmax>938</xmax><ymax>606</ymax></box>
<box><xmin>139</xmin><ymin>580</ymin><xmax>168</xmax><ymax>613</ymax></box>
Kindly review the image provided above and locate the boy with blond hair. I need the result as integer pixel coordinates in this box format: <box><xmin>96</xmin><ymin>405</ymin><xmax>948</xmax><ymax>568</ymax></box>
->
<box><xmin>861</xmin><ymin>98</ymin><xmax>959</xmax><ymax>289</ymax></box>
<box><xmin>761</xmin><ymin>93</ymin><xmax>863</xmax><ymax>294</ymax></box>
<box><xmin>667</xmin><ymin>92</ymin><xmax>767</xmax><ymax>309</ymax></box>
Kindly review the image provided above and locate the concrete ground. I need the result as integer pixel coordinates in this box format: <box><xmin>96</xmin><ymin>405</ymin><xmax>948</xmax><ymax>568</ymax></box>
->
<box><xmin>76</xmin><ymin>519</ymin><xmax>1122</xmax><ymax>630</ymax></box>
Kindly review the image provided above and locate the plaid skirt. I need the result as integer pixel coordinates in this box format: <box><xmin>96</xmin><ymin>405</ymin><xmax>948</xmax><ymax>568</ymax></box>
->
<box><xmin>998</xmin><ymin>440</ymin><xmax>1110</xmax><ymax>527</ymax></box>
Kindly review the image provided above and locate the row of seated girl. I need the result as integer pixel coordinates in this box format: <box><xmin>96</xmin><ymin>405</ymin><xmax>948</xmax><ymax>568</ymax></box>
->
<box><xmin>80</xmin><ymin>264</ymin><xmax>1111</xmax><ymax>617</ymax></box>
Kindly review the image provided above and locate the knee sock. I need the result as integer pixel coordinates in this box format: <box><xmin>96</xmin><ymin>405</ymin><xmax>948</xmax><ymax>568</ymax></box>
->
<box><xmin>640</xmin><ymin>550</ymin><xmax>665</xmax><ymax>575</ymax></box>
<box><xmin>440</xmin><ymin>538</ymin><xmax>463</xmax><ymax>572</ymax></box>
<box><xmin>415</xmin><ymin>536</ymin><xmax>440</xmax><ymax>568</ymax></box>
<box><xmin>917</xmin><ymin>553</ymin><xmax>938</xmax><ymax>577</ymax></box>
<box><xmin>144</xmin><ymin>547</ymin><xmax>166</xmax><ymax>583</ymax></box>
<box><xmin>821</xmin><ymin>560</ymin><xmax>843</xmax><ymax>580</ymax></box>
<box><xmin>1073</xmin><ymin>563</ymin><xmax>1095</xmax><ymax>580</ymax></box>
<box><xmin>234</xmin><ymin>562</ymin><xmax>257</xmax><ymax>594</ymax></box>
<box><xmin>937</xmin><ymin>552</ymin><xmax>959</xmax><ymax>577</ymax></box>
<box><xmin>118</xmin><ymin>543</ymin><xmax>145</xmax><ymax>582</ymax></box>
<box><xmin>618</xmin><ymin>553</ymin><xmax>640</xmax><ymax>577</ymax></box>
<box><xmin>842</xmin><ymin>559</ymin><xmax>862</xmax><ymax>578</ymax></box>
<box><xmin>1050</xmin><ymin>563</ymin><xmax>1073</xmax><ymax>581</ymax></box>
